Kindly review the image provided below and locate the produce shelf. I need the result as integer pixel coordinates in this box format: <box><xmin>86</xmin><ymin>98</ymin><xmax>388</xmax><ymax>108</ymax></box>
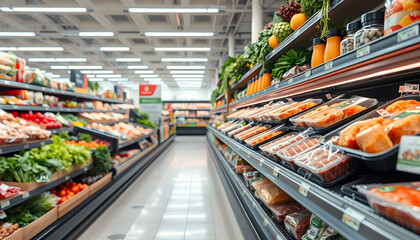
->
<box><xmin>230</xmin><ymin>23</ymin><xmax>420</xmax><ymax>109</ymax></box>
<box><xmin>173</xmin><ymin>108</ymin><xmax>210</xmax><ymax>111</ymax></box>
<box><xmin>207</xmin><ymin>133</ymin><xmax>292</xmax><ymax>240</ymax></box>
<box><xmin>0</xmin><ymin>104</ymin><xmax>127</xmax><ymax>113</ymax></box>
<box><xmin>210</xmin><ymin>104</ymin><xmax>227</xmax><ymax>114</ymax></box>
<box><xmin>0</xmin><ymin>139</ymin><xmax>52</xmax><ymax>155</ymax></box>
<box><xmin>115</xmin><ymin>143</ymin><xmax>158</xmax><ymax>175</ymax></box>
<box><xmin>0</xmin><ymin>79</ymin><xmax>128</xmax><ymax>104</ymax></box>
<box><xmin>207</xmin><ymin>126</ymin><xmax>419</xmax><ymax>240</ymax></box>
<box><xmin>118</xmin><ymin>131</ymin><xmax>155</xmax><ymax>150</ymax></box>
<box><xmin>33</xmin><ymin>134</ymin><xmax>175</xmax><ymax>240</ymax></box>
<box><xmin>214</xmin><ymin>93</ymin><xmax>226</xmax><ymax>102</ymax></box>
<box><xmin>0</xmin><ymin>164</ymin><xmax>93</xmax><ymax>212</ymax></box>
<box><xmin>50</xmin><ymin>127</ymin><xmax>74</xmax><ymax>135</ymax></box>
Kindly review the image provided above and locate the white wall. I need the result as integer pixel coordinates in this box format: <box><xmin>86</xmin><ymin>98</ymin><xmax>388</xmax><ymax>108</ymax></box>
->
<box><xmin>161</xmin><ymin>88</ymin><xmax>211</xmax><ymax>101</ymax></box>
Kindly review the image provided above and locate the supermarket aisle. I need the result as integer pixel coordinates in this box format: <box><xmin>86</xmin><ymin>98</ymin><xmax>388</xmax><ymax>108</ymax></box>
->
<box><xmin>78</xmin><ymin>136</ymin><xmax>244</xmax><ymax>240</ymax></box>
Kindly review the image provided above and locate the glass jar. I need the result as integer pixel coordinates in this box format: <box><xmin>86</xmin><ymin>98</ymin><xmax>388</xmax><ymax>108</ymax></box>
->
<box><xmin>340</xmin><ymin>20</ymin><xmax>361</xmax><ymax>55</ymax></box>
<box><xmin>311</xmin><ymin>37</ymin><xmax>326</xmax><ymax>68</ymax></box>
<box><xmin>324</xmin><ymin>29</ymin><xmax>342</xmax><ymax>62</ymax></box>
<box><xmin>354</xmin><ymin>10</ymin><xmax>384</xmax><ymax>49</ymax></box>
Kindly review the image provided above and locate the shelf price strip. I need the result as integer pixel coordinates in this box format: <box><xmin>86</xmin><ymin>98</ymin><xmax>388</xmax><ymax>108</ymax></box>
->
<box><xmin>272</xmin><ymin>167</ymin><xmax>281</xmax><ymax>177</ymax></box>
<box><xmin>299</xmin><ymin>182</ymin><xmax>310</xmax><ymax>197</ymax></box>
<box><xmin>341</xmin><ymin>207</ymin><xmax>365</xmax><ymax>231</ymax></box>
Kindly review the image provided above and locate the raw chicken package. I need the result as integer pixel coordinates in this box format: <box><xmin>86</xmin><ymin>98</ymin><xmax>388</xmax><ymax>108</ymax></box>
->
<box><xmin>244</xmin><ymin>125</ymin><xmax>288</xmax><ymax>149</ymax></box>
<box><xmin>284</xmin><ymin>210</ymin><xmax>312</xmax><ymax>239</ymax></box>
<box><xmin>227</xmin><ymin>123</ymin><xmax>254</xmax><ymax>137</ymax></box>
<box><xmin>258</xmin><ymin>183</ymin><xmax>292</xmax><ymax>206</ymax></box>
<box><xmin>235</xmin><ymin>164</ymin><xmax>255</xmax><ymax>174</ymax></box>
<box><xmin>357</xmin><ymin>182</ymin><xmax>420</xmax><ymax>234</ymax></box>
<box><xmin>277</xmin><ymin>135</ymin><xmax>321</xmax><ymax>169</ymax></box>
<box><xmin>269</xmin><ymin>202</ymin><xmax>305</xmax><ymax>222</ymax></box>
<box><xmin>233</xmin><ymin>124</ymin><xmax>271</xmax><ymax>141</ymax></box>
<box><xmin>264</xmin><ymin>99</ymin><xmax>323</xmax><ymax>121</ymax></box>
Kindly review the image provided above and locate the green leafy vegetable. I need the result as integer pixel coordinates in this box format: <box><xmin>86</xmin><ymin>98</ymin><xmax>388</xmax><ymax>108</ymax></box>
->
<box><xmin>58</xmin><ymin>131</ymin><xmax>70</xmax><ymax>141</ymax></box>
<box><xmin>300</xmin><ymin>0</ymin><xmax>323</xmax><ymax>18</ymax></box>
<box><xmin>77</xmin><ymin>133</ymin><xmax>92</xmax><ymax>142</ymax></box>
<box><xmin>93</xmin><ymin>146</ymin><xmax>111</xmax><ymax>173</ymax></box>
<box><xmin>272</xmin><ymin>49</ymin><xmax>311</xmax><ymax>80</ymax></box>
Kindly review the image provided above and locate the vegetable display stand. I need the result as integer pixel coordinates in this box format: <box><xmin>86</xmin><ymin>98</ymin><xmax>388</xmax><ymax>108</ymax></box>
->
<box><xmin>70</xmin><ymin>159</ymin><xmax>94</xmax><ymax>172</ymax></box>
<box><xmin>73</xmin><ymin>126</ymin><xmax>119</xmax><ymax>153</ymax></box>
<box><xmin>57</xmin><ymin>187</ymin><xmax>89</xmax><ymax>218</ymax></box>
<box><xmin>22</xmin><ymin>207</ymin><xmax>57</xmax><ymax>240</ymax></box>
<box><xmin>1</xmin><ymin>179</ymin><xmax>52</xmax><ymax>192</ymax></box>
<box><xmin>4</xmin><ymin>228</ymin><xmax>22</xmax><ymax>240</ymax></box>
<box><xmin>88</xmin><ymin>173</ymin><xmax>112</xmax><ymax>196</ymax></box>
<box><xmin>115</xmin><ymin>143</ymin><xmax>158</xmax><ymax>175</ymax></box>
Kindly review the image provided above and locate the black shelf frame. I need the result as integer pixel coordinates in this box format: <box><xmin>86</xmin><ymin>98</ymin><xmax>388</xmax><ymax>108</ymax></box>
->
<box><xmin>50</xmin><ymin>127</ymin><xmax>73</xmax><ymax>135</ymax></box>
<box><xmin>207</xmin><ymin>126</ymin><xmax>419</xmax><ymax>240</ymax></box>
<box><xmin>0</xmin><ymin>79</ymin><xmax>128</xmax><ymax>104</ymax></box>
<box><xmin>173</xmin><ymin>108</ymin><xmax>210</xmax><ymax>111</ymax></box>
<box><xmin>210</xmin><ymin>104</ymin><xmax>227</xmax><ymax>114</ymax></box>
<box><xmin>118</xmin><ymin>132</ymin><xmax>155</xmax><ymax>150</ymax></box>
<box><xmin>0</xmin><ymin>139</ymin><xmax>52</xmax><ymax>155</ymax></box>
<box><xmin>33</xmin><ymin>134</ymin><xmax>175</xmax><ymax>240</ymax></box>
<box><xmin>0</xmin><ymin>104</ymin><xmax>126</xmax><ymax>113</ymax></box>
<box><xmin>0</xmin><ymin>164</ymin><xmax>94</xmax><ymax>211</ymax></box>
<box><xmin>176</xmin><ymin>126</ymin><xmax>207</xmax><ymax>135</ymax></box>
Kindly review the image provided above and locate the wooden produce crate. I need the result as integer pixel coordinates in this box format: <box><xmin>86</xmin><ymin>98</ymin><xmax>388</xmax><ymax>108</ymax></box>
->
<box><xmin>88</xmin><ymin>173</ymin><xmax>112</xmax><ymax>196</ymax></box>
<box><xmin>57</xmin><ymin>187</ymin><xmax>89</xmax><ymax>218</ymax></box>
<box><xmin>22</xmin><ymin>207</ymin><xmax>58</xmax><ymax>240</ymax></box>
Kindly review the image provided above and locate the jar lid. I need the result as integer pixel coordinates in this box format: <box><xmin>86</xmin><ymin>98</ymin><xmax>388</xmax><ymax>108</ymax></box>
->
<box><xmin>361</xmin><ymin>10</ymin><xmax>384</xmax><ymax>24</ymax></box>
<box><xmin>313</xmin><ymin>37</ymin><xmax>325</xmax><ymax>45</ymax></box>
<box><xmin>326</xmin><ymin>29</ymin><xmax>342</xmax><ymax>38</ymax></box>
<box><xmin>346</xmin><ymin>20</ymin><xmax>361</xmax><ymax>32</ymax></box>
<box><xmin>263</xmin><ymin>69</ymin><xmax>272</xmax><ymax>74</ymax></box>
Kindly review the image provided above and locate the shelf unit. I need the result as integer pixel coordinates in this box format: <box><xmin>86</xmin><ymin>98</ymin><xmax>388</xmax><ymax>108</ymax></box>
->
<box><xmin>0</xmin><ymin>139</ymin><xmax>52</xmax><ymax>155</ymax></box>
<box><xmin>207</xmin><ymin>133</ymin><xmax>292</xmax><ymax>240</ymax></box>
<box><xmin>0</xmin><ymin>104</ymin><xmax>127</xmax><ymax>113</ymax></box>
<box><xmin>0</xmin><ymin>79</ymin><xmax>128</xmax><ymax>104</ymax></box>
<box><xmin>207</xmin><ymin>126</ymin><xmax>419</xmax><ymax>240</ymax></box>
<box><xmin>173</xmin><ymin>108</ymin><xmax>210</xmax><ymax>111</ymax></box>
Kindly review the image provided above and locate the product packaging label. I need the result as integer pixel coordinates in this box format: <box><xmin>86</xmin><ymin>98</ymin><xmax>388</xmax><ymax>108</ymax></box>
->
<box><xmin>397</xmin><ymin>135</ymin><xmax>420</xmax><ymax>174</ymax></box>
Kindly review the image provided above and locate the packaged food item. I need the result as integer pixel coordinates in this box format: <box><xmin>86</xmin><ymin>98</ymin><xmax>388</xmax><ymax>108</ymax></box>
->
<box><xmin>259</xmin><ymin>133</ymin><xmax>297</xmax><ymax>157</ymax></box>
<box><xmin>319</xmin><ymin>227</ymin><xmax>340</xmax><ymax>240</ymax></box>
<box><xmin>249</xmin><ymin>177</ymin><xmax>264</xmax><ymax>191</ymax></box>
<box><xmin>282</xmin><ymin>65</ymin><xmax>311</xmax><ymax>80</ymax></box>
<box><xmin>354</xmin><ymin>10</ymin><xmax>384</xmax><ymax>48</ymax></box>
<box><xmin>385</xmin><ymin>99</ymin><xmax>420</xmax><ymax>115</ymax></box>
<box><xmin>0</xmin><ymin>183</ymin><xmax>20</xmax><ymax>199</ymax></box>
<box><xmin>243</xmin><ymin>171</ymin><xmax>260</xmax><ymax>187</ymax></box>
<box><xmin>235</xmin><ymin>164</ymin><xmax>256</xmax><ymax>174</ymax></box>
<box><xmin>385</xmin><ymin>0</ymin><xmax>420</xmax><ymax>35</ymax></box>
<box><xmin>341</xmin><ymin>21</ymin><xmax>362</xmax><ymax>55</ymax></box>
<box><xmin>265</xmin><ymin>99</ymin><xmax>321</xmax><ymax>121</ymax></box>
<box><xmin>0</xmin><ymin>52</ymin><xmax>17</xmax><ymax>81</ymax></box>
<box><xmin>234</xmin><ymin>125</ymin><xmax>270</xmax><ymax>141</ymax></box>
<box><xmin>217</xmin><ymin>121</ymin><xmax>237</xmax><ymax>131</ymax></box>
<box><xmin>258</xmin><ymin>183</ymin><xmax>292</xmax><ymax>206</ymax></box>
<box><xmin>262</xmin><ymin>130</ymin><xmax>311</xmax><ymax>160</ymax></box>
<box><xmin>284</xmin><ymin>210</ymin><xmax>312</xmax><ymax>239</ymax></box>
<box><xmin>221</xmin><ymin>121</ymin><xmax>245</xmax><ymax>133</ymax></box>
<box><xmin>311</xmin><ymin>37</ymin><xmax>326</xmax><ymax>68</ymax></box>
<box><xmin>357</xmin><ymin>182</ymin><xmax>420</xmax><ymax>234</ymax></box>
<box><xmin>227</xmin><ymin>123</ymin><xmax>253</xmax><ymax>137</ymax></box>
<box><xmin>251</xmin><ymin>178</ymin><xmax>272</xmax><ymax>192</ymax></box>
<box><xmin>302</xmin><ymin>214</ymin><xmax>328</xmax><ymax>240</ymax></box>
<box><xmin>244</xmin><ymin>125</ymin><xmax>286</xmax><ymax>147</ymax></box>
<box><xmin>295</xmin><ymin>146</ymin><xmax>354</xmax><ymax>183</ymax></box>
<box><xmin>324</xmin><ymin>29</ymin><xmax>342</xmax><ymax>62</ymax></box>
<box><xmin>269</xmin><ymin>202</ymin><xmax>305</xmax><ymax>222</ymax></box>
<box><xmin>277</xmin><ymin>136</ymin><xmax>321</xmax><ymax>168</ymax></box>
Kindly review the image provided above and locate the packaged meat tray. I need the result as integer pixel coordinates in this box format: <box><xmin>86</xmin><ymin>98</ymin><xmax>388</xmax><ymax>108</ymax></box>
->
<box><xmin>243</xmin><ymin>171</ymin><xmax>260</xmax><ymax>187</ymax></box>
<box><xmin>290</xmin><ymin>95</ymin><xmax>378</xmax><ymax>133</ymax></box>
<box><xmin>277</xmin><ymin>135</ymin><xmax>321</xmax><ymax>169</ymax></box>
<box><xmin>227</xmin><ymin>123</ymin><xmax>254</xmax><ymax>137</ymax></box>
<box><xmin>217</xmin><ymin>121</ymin><xmax>237</xmax><ymax>131</ymax></box>
<box><xmin>322</xmin><ymin>95</ymin><xmax>420</xmax><ymax>171</ymax></box>
<box><xmin>284</xmin><ymin>209</ymin><xmax>312</xmax><ymax>239</ymax></box>
<box><xmin>244</xmin><ymin>125</ymin><xmax>289</xmax><ymax>149</ymax></box>
<box><xmin>251</xmin><ymin>178</ymin><xmax>272</xmax><ymax>192</ymax></box>
<box><xmin>227</xmin><ymin>108</ymin><xmax>249</xmax><ymax>119</ymax></box>
<box><xmin>233</xmin><ymin>124</ymin><xmax>271</xmax><ymax>142</ymax></box>
<box><xmin>357</xmin><ymin>182</ymin><xmax>420</xmax><ymax>234</ymax></box>
<box><xmin>235</xmin><ymin>164</ymin><xmax>255</xmax><ymax>174</ymax></box>
<box><xmin>259</xmin><ymin>133</ymin><xmax>298</xmax><ymax>157</ymax></box>
<box><xmin>264</xmin><ymin>99</ymin><xmax>323</xmax><ymax>121</ymax></box>
<box><xmin>258</xmin><ymin>183</ymin><xmax>292</xmax><ymax>206</ymax></box>
<box><xmin>269</xmin><ymin>202</ymin><xmax>305</xmax><ymax>223</ymax></box>
<box><xmin>220</xmin><ymin>121</ymin><xmax>245</xmax><ymax>133</ymax></box>
<box><xmin>294</xmin><ymin>146</ymin><xmax>355</xmax><ymax>183</ymax></box>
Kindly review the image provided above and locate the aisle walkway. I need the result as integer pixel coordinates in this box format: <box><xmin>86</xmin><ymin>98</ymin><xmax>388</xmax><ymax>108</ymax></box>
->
<box><xmin>78</xmin><ymin>136</ymin><xmax>244</xmax><ymax>240</ymax></box>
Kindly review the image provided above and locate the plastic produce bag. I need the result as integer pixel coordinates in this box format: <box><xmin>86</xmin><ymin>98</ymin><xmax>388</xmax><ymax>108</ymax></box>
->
<box><xmin>284</xmin><ymin>209</ymin><xmax>312</xmax><ymax>239</ymax></box>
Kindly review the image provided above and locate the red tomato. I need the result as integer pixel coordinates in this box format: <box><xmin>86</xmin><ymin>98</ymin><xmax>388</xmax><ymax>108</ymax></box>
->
<box><xmin>71</xmin><ymin>186</ymin><xmax>80</xmax><ymax>194</ymax></box>
<box><xmin>58</xmin><ymin>196</ymin><xmax>67</xmax><ymax>204</ymax></box>
<box><xmin>67</xmin><ymin>192</ymin><xmax>75</xmax><ymax>198</ymax></box>
<box><xmin>71</xmin><ymin>182</ymin><xmax>77</xmax><ymax>187</ymax></box>
<box><xmin>58</xmin><ymin>190</ymin><xmax>67</xmax><ymax>197</ymax></box>
<box><xmin>82</xmin><ymin>184</ymin><xmax>88</xmax><ymax>189</ymax></box>
<box><xmin>50</xmin><ymin>189</ymin><xmax>57</xmax><ymax>195</ymax></box>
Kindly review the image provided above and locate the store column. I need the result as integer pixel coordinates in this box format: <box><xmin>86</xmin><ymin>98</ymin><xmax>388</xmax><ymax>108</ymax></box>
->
<box><xmin>252</xmin><ymin>0</ymin><xmax>263</xmax><ymax>43</ymax></box>
<box><xmin>228</xmin><ymin>32</ymin><xmax>235</xmax><ymax>57</ymax></box>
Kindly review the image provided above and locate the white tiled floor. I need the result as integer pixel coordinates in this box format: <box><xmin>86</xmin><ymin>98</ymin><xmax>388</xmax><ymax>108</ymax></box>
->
<box><xmin>77</xmin><ymin>136</ymin><xmax>244</xmax><ymax>240</ymax></box>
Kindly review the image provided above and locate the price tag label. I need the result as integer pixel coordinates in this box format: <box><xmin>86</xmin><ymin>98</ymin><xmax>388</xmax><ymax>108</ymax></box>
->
<box><xmin>376</xmin><ymin>109</ymin><xmax>393</xmax><ymax>118</ymax></box>
<box><xmin>276</xmin><ymin>235</ymin><xmax>283</xmax><ymax>240</ymax></box>
<box><xmin>324</xmin><ymin>61</ymin><xmax>333</xmax><ymax>71</ymax></box>
<box><xmin>356</xmin><ymin>45</ymin><xmax>370</xmax><ymax>58</ymax></box>
<box><xmin>1</xmin><ymin>200</ymin><xmax>10</xmax><ymax>209</ymax></box>
<box><xmin>252</xmin><ymin>202</ymin><xmax>256</xmax><ymax>208</ymax></box>
<box><xmin>247</xmin><ymin>153</ymin><xmax>250</xmax><ymax>158</ymax></box>
<box><xmin>40</xmin><ymin>141</ymin><xmax>45</xmax><ymax>146</ymax></box>
<box><xmin>299</xmin><ymin>182</ymin><xmax>310</xmax><ymax>197</ymax></box>
<box><xmin>272</xmin><ymin>167</ymin><xmax>281</xmax><ymax>177</ymax></box>
<box><xmin>12</xmin><ymin>105</ymin><xmax>18</xmax><ymax>109</ymax></box>
<box><xmin>259</xmin><ymin>159</ymin><xmax>265</xmax><ymax>167</ymax></box>
<box><xmin>263</xmin><ymin>218</ymin><xmax>269</xmax><ymax>227</ymax></box>
<box><xmin>0</xmin><ymin>211</ymin><xmax>6</xmax><ymax>219</ymax></box>
<box><xmin>41</xmin><ymin>87</ymin><xmax>46</xmax><ymax>91</ymax></box>
<box><xmin>342</xmin><ymin>208</ymin><xmax>365</xmax><ymax>231</ymax></box>
<box><xmin>288</xmin><ymin>78</ymin><xmax>293</xmax><ymax>84</ymax></box>
<box><xmin>326</xmin><ymin>94</ymin><xmax>332</xmax><ymax>100</ymax></box>
<box><xmin>84</xmin><ymin>167</ymin><xmax>88</xmax><ymax>172</ymax></box>
<box><xmin>399</xmin><ymin>85</ymin><xmax>405</xmax><ymax>93</ymax></box>
<box><xmin>45</xmin><ymin>106</ymin><xmax>49</xmax><ymax>110</ymax></box>
<box><xmin>396</xmin><ymin>136</ymin><xmax>420</xmax><ymax>174</ymax></box>
<box><xmin>242</xmin><ymin>189</ymin><xmax>245</xmax><ymax>195</ymax></box>
<box><xmin>4</xmin><ymin>80</ymin><xmax>9</xmax><ymax>85</ymax></box>
<box><xmin>65</xmin><ymin>176</ymin><xmax>70</xmax><ymax>181</ymax></box>
<box><xmin>398</xmin><ymin>25</ymin><xmax>419</xmax><ymax>43</ymax></box>
<box><xmin>275</xmin><ymin>84</ymin><xmax>280</xmax><ymax>89</ymax></box>
<box><xmin>22</xmin><ymin>192</ymin><xmax>30</xmax><ymax>199</ymax></box>
<box><xmin>304</xmin><ymin>70</ymin><xmax>311</xmax><ymax>79</ymax></box>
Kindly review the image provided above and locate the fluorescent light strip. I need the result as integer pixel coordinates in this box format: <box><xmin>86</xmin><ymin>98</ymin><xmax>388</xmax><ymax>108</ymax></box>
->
<box><xmin>145</xmin><ymin>32</ymin><xmax>214</xmax><ymax>37</ymax></box>
<box><xmin>162</xmin><ymin>58</ymin><xmax>207</xmax><ymax>62</ymax></box>
<box><xmin>95</xmin><ymin>74</ymin><xmax>122</xmax><ymax>78</ymax></box>
<box><xmin>50</xmin><ymin>66</ymin><xmax>67</xmax><ymax>70</ymax></box>
<box><xmin>166</xmin><ymin>66</ymin><xmax>206</xmax><ymax>70</ymax></box>
<box><xmin>172</xmin><ymin>75</ymin><xmax>203</xmax><ymax>78</ymax></box>
<box><xmin>81</xmin><ymin>70</ymin><xmax>114</xmax><ymax>74</ymax></box>
<box><xmin>108</xmin><ymin>78</ymin><xmax>128</xmax><ymax>81</ymax></box>
<box><xmin>0</xmin><ymin>47</ymin><xmax>17</xmax><ymax>51</ymax></box>
<box><xmin>2</xmin><ymin>7</ymin><xmax>87</xmax><ymax>12</ymax></box>
<box><xmin>134</xmin><ymin>70</ymin><xmax>154</xmax><ymax>74</ymax></box>
<box><xmin>86</xmin><ymin>75</ymin><xmax>95</xmax><ymax>78</ymax></box>
<box><xmin>18</xmin><ymin>47</ymin><xmax>64</xmax><ymax>51</ymax></box>
<box><xmin>127</xmin><ymin>66</ymin><xmax>148</xmax><ymax>69</ymax></box>
<box><xmin>0</xmin><ymin>32</ymin><xmax>35</xmax><ymax>36</ymax></box>
<box><xmin>144</xmin><ymin>78</ymin><xmax>162</xmax><ymax>81</ymax></box>
<box><xmin>51</xmin><ymin>74</ymin><xmax>60</xmax><ymax>78</ymax></box>
<box><xmin>100</xmin><ymin>47</ymin><xmax>130</xmax><ymax>51</ymax></box>
<box><xmin>128</xmin><ymin>8</ymin><xmax>219</xmax><ymax>13</ymax></box>
<box><xmin>28</xmin><ymin>57</ymin><xmax>87</xmax><ymax>62</ymax></box>
<box><xmin>79</xmin><ymin>32</ymin><xmax>114</xmax><ymax>37</ymax></box>
<box><xmin>139</xmin><ymin>74</ymin><xmax>158</xmax><ymax>78</ymax></box>
<box><xmin>116</xmin><ymin>58</ymin><xmax>141</xmax><ymax>62</ymax></box>
<box><xmin>68</xmin><ymin>65</ymin><xmax>102</xmax><ymax>70</ymax></box>
<box><xmin>170</xmin><ymin>70</ymin><xmax>204</xmax><ymax>74</ymax></box>
<box><xmin>89</xmin><ymin>78</ymin><xmax>104</xmax><ymax>81</ymax></box>
<box><xmin>154</xmin><ymin>47</ymin><xmax>210</xmax><ymax>51</ymax></box>
<box><xmin>173</xmin><ymin>78</ymin><xmax>203</xmax><ymax>81</ymax></box>
<box><xmin>28</xmin><ymin>58</ymin><xmax>55</xmax><ymax>62</ymax></box>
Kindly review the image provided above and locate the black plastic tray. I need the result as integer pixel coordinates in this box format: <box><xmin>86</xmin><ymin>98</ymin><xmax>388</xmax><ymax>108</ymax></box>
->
<box><xmin>289</xmin><ymin>96</ymin><xmax>379</xmax><ymax>134</ymax></box>
<box><xmin>74</xmin><ymin>126</ymin><xmax>119</xmax><ymax>153</ymax></box>
<box><xmin>296</xmin><ymin>166</ymin><xmax>358</xmax><ymax>188</ymax></box>
<box><xmin>321</xmin><ymin>94</ymin><xmax>420</xmax><ymax>171</ymax></box>
<box><xmin>245</xmin><ymin>126</ymin><xmax>290</xmax><ymax>150</ymax></box>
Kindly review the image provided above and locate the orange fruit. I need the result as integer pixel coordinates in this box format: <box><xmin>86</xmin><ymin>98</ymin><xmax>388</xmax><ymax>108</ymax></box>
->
<box><xmin>290</xmin><ymin>13</ymin><xmax>308</xmax><ymax>31</ymax></box>
<box><xmin>268</xmin><ymin>35</ymin><xmax>280</xmax><ymax>49</ymax></box>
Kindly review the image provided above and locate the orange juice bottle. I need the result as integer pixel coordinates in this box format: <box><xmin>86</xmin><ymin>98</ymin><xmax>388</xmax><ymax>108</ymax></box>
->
<box><xmin>257</xmin><ymin>73</ymin><xmax>264</xmax><ymax>92</ymax></box>
<box><xmin>324</xmin><ymin>29</ymin><xmax>342</xmax><ymax>62</ymax></box>
<box><xmin>311</xmin><ymin>37</ymin><xmax>326</xmax><ymax>68</ymax></box>
<box><xmin>245</xmin><ymin>80</ymin><xmax>251</xmax><ymax>96</ymax></box>
<box><xmin>262</xmin><ymin>69</ymin><xmax>272</xmax><ymax>89</ymax></box>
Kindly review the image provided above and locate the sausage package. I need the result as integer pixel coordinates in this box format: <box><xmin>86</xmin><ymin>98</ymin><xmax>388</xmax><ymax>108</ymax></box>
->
<box><xmin>264</xmin><ymin>99</ymin><xmax>322</xmax><ymax>121</ymax></box>
<box><xmin>357</xmin><ymin>182</ymin><xmax>420</xmax><ymax>234</ymax></box>
<box><xmin>284</xmin><ymin>210</ymin><xmax>312</xmax><ymax>239</ymax></box>
<box><xmin>244</xmin><ymin>125</ymin><xmax>287</xmax><ymax>148</ymax></box>
<box><xmin>235</xmin><ymin>164</ymin><xmax>255</xmax><ymax>174</ymax></box>
<box><xmin>277</xmin><ymin>135</ymin><xmax>321</xmax><ymax>169</ymax></box>
<box><xmin>227</xmin><ymin>123</ymin><xmax>254</xmax><ymax>137</ymax></box>
<box><xmin>269</xmin><ymin>202</ymin><xmax>305</xmax><ymax>222</ymax></box>
<box><xmin>234</xmin><ymin>124</ymin><xmax>271</xmax><ymax>141</ymax></box>
<box><xmin>258</xmin><ymin>183</ymin><xmax>292</xmax><ymax>206</ymax></box>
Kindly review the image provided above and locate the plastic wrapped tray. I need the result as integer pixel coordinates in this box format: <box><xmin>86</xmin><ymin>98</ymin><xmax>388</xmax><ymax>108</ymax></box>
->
<box><xmin>289</xmin><ymin>96</ymin><xmax>378</xmax><ymax>134</ymax></box>
<box><xmin>217</xmin><ymin>121</ymin><xmax>237</xmax><ymax>131</ymax></box>
<box><xmin>322</xmin><ymin>95</ymin><xmax>420</xmax><ymax>171</ymax></box>
<box><xmin>244</xmin><ymin>125</ymin><xmax>289</xmax><ymax>149</ymax></box>
<box><xmin>357</xmin><ymin>182</ymin><xmax>420</xmax><ymax>234</ymax></box>
<box><xmin>220</xmin><ymin>121</ymin><xmax>245</xmax><ymax>133</ymax></box>
<box><xmin>277</xmin><ymin>135</ymin><xmax>321</xmax><ymax>169</ymax></box>
<box><xmin>259</xmin><ymin>133</ymin><xmax>298</xmax><ymax>158</ymax></box>
<box><xmin>233</xmin><ymin>124</ymin><xmax>271</xmax><ymax>142</ymax></box>
<box><xmin>264</xmin><ymin>99</ymin><xmax>323</xmax><ymax>121</ymax></box>
<box><xmin>226</xmin><ymin>123</ymin><xmax>254</xmax><ymax>137</ymax></box>
<box><xmin>294</xmin><ymin>146</ymin><xmax>355</xmax><ymax>183</ymax></box>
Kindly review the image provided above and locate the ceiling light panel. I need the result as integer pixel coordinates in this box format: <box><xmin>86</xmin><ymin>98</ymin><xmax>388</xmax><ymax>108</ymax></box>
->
<box><xmin>154</xmin><ymin>47</ymin><xmax>210</xmax><ymax>51</ymax></box>
<box><xmin>162</xmin><ymin>58</ymin><xmax>208</xmax><ymax>62</ymax></box>
<box><xmin>144</xmin><ymin>32</ymin><xmax>214</xmax><ymax>37</ymax></box>
<box><xmin>172</xmin><ymin>75</ymin><xmax>204</xmax><ymax>78</ymax></box>
<box><xmin>139</xmin><ymin>74</ymin><xmax>158</xmax><ymax>78</ymax></box>
<box><xmin>170</xmin><ymin>71</ymin><xmax>205</xmax><ymax>74</ymax></box>
<box><xmin>89</xmin><ymin>78</ymin><xmax>104</xmax><ymax>81</ymax></box>
<box><xmin>1</xmin><ymin>7</ymin><xmax>87</xmax><ymax>12</ymax></box>
<box><xmin>29</xmin><ymin>58</ymin><xmax>87</xmax><ymax>62</ymax></box>
<box><xmin>68</xmin><ymin>66</ymin><xmax>103</xmax><ymax>70</ymax></box>
<box><xmin>174</xmin><ymin>78</ymin><xmax>204</xmax><ymax>81</ymax></box>
<box><xmin>144</xmin><ymin>78</ymin><xmax>162</xmax><ymax>81</ymax></box>
<box><xmin>135</xmin><ymin>70</ymin><xmax>154</xmax><ymax>74</ymax></box>
<box><xmin>127</xmin><ymin>66</ymin><xmax>148</xmax><ymax>69</ymax></box>
<box><xmin>128</xmin><ymin>8</ymin><xmax>219</xmax><ymax>13</ymax></box>
<box><xmin>0</xmin><ymin>47</ymin><xmax>17</xmax><ymax>51</ymax></box>
<box><xmin>100</xmin><ymin>47</ymin><xmax>130</xmax><ymax>51</ymax></box>
<box><xmin>116</xmin><ymin>58</ymin><xmax>141</xmax><ymax>62</ymax></box>
<box><xmin>79</xmin><ymin>32</ymin><xmax>114</xmax><ymax>37</ymax></box>
<box><xmin>18</xmin><ymin>47</ymin><xmax>64</xmax><ymax>51</ymax></box>
<box><xmin>166</xmin><ymin>66</ymin><xmax>206</xmax><ymax>70</ymax></box>
<box><xmin>0</xmin><ymin>32</ymin><xmax>35</xmax><ymax>36</ymax></box>
<box><xmin>95</xmin><ymin>74</ymin><xmax>122</xmax><ymax>78</ymax></box>
<box><xmin>108</xmin><ymin>78</ymin><xmax>128</xmax><ymax>81</ymax></box>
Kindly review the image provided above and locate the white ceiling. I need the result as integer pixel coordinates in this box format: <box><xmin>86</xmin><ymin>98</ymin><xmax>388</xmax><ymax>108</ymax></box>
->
<box><xmin>0</xmin><ymin>0</ymin><xmax>280</xmax><ymax>91</ymax></box>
